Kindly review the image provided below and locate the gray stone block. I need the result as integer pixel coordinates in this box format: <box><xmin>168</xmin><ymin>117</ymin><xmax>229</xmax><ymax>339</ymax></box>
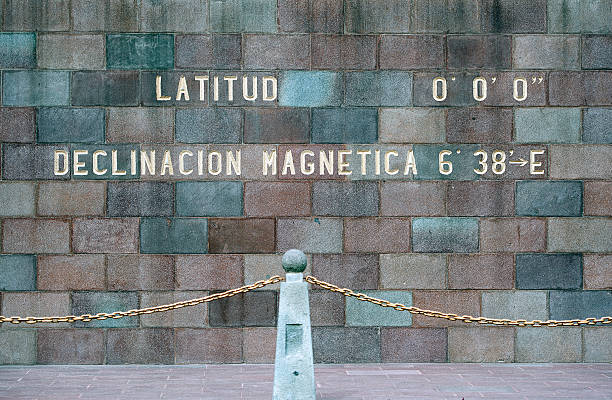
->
<box><xmin>583</xmin><ymin>35</ymin><xmax>612</xmax><ymax>69</ymax></box>
<box><xmin>0</xmin><ymin>331</ymin><xmax>36</xmax><ymax>365</ymax></box>
<box><xmin>0</xmin><ymin>33</ymin><xmax>36</xmax><ymax>68</ymax></box>
<box><xmin>107</xmin><ymin>34</ymin><xmax>174</xmax><ymax>70</ymax></box>
<box><xmin>210</xmin><ymin>0</ymin><xmax>277</xmax><ymax>32</ymax></box>
<box><xmin>312</xmin><ymin>181</ymin><xmax>378</xmax><ymax>216</ymax></box>
<box><xmin>244</xmin><ymin>34</ymin><xmax>310</xmax><ymax>69</ymax></box>
<box><xmin>107</xmin><ymin>108</ymin><xmax>174</xmax><ymax>144</ymax></box>
<box><xmin>244</xmin><ymin>108</ymin><xmax>309</xmax><ymax>143</ymax></box>
<box><xmin>176</xmin><ymin>181</ymin><xmax>243</xmax><ymax>217</ymax></box>
<box><xmin>278</xmin><ymin>0</ymin><xmax>343</xmax><ymax>33</ymax></box>
<box><xmin>583</xmin><ymin>108</ymin><xmax>612</xmax><ymax>144</ymax></box>
<box><xmin>277</xmin><ymin>218</ymin><xmax>343</xmax><ymax>253</ymax></box>
<box><xmin>311</xmin><ymin>34</ymin><xmax>377</xmax><ymax>69</ymax></box>
<box><xmin>516</xmin><ymin>328</ymin><xmax>581</xmax><ymax>362</ymax></box>
<box><xmin>37</xmin><ymin>34</ymin><xmax>104</xmax><ymax>69</ymax></box>
<box><xmin>345</xmin><ymin>71</ymin><xmax>412</xmax><ymax>106</ymax></box>
<box><xmin>548</xmin><ymin>0</ymin><xmax>612</xmax><ymax>33</ymax></box>
<box><xmin>548</xmin><ymin>217</ymin><xmax>612</xmax><ymax>252</ymax></box>
<box><xmin>379</xmin><ymin>108</ymin><xmax>445</xmax><ymax>143</ymax></box>
<box><xmin>106</xmin><ymin>329</ymin><xmax>174</xmax><ymax>364</ymax></box>
<box><xmin>37</xmin><ymin>108</ymin><xmax>105</xmax><ymax>144</ymax></box>
<box><xmin>72</xmin><ymin>71</ymin><xmax>139</xmax><ymax>106</ymax></box>
<box><xmin>176</xmin><ymin>108</ymin><xmax>242</xmax><ymax>144</ymax></box>
<box><xmin>72</xmin><ymin>0</ymin><xmax>138</xmax><ymax>32</ymax></box>
<box><xmin>4</xmin><ymin>0</ymin><xmax>69</xmax><ymax>31</ymax></box>
<box><xmin>107</xmin><ymin>182</ymin><xmax>174</xmax><ymax>217</ymax></box>
<box><xmin>2</xmin><ymin>144</ymin><xmax>69</xmax><ymax>180</ymax></box>
<box><xmin>175</xmin><ymin>34</ymin><xmax>241</xmax><ymax>69</ymax></box>
<box><xmin>346</xmin><ymin>291</ymin><xmax>412</xmax><ymax>326</ymax></box>
<box><xmin>480</xmin><ymin>0</ymin><xmax>547</xmax><ymax>33</ymax></box>
<box><xmin>516</xmin><ymin>253</ymin><xmax>582</xmax><ymax>289</ymax></box>
<box><xmin>516</xmin><ymin>181</ymin><xmax>582</xmax><ymax>217</ymax></box>
<box><xmin>446</xmin><ymin>108</ymin><xmax>512</xmax><ymax>143</ymax></box>
<box><xmin>312</xmin><ymin>327</ymin><xmax>380</xmax><ymax>363</ymax></box>
<box><xmin>412</xmin><ymin>217</ymin><xmax>479</xmax><ymax>253</ymax></box>
<box><xmin>448</xmin><ymin>35</ymin><xmax>511</xmax><ymax>69</ymax></box>
<box><xmin>380</xmin><ymin>254</ymin><xmax>446</xmax><ymax>289</ymax></box>
<box><xmin>515</xmin><ymin>108</ymin><xmax>581</xmax><ymax>143</ymax></box>
<box><xmin>550</xmin><ymin>145</ymin><xmax>612</xmax><ymax>179</ymax></box>
<box><xmin>312</xmin><ymin>108</ymin><xmax>377</xmax><ymax>144</ymax></box>
<box><xmin>0</xmin><ymin>182</ymin><xmax>35</xmax><ymax>216</ymax></box>
<box><xmin>0</xmin><ymin>108</ymin><xmax>35</xmax><ymax>143</ymax></box>
<box><xmin>550</xmin><ymin>290</ymin><xmax>611</xmax><ymax>320</ymax></box>
<box><xmin>379</xmin><ymin>35</ymin><xmax>445</xmax><ymax>69</ymax></box>
<box><xmin>481</xmin><ymin>291</ymin><xmax>548</xmax><ymax>320</ymax></box>
<box><xmin>513</xmin><ymin>35</ymin><xmax>580</xmax><ymax>69</ymax></box>
<box><xmin>584</xmin><ymin>328</ymin><xmax>612</xmax><ymax>362</ymax></box>
<box><xmin>3</xmin><ymin>71</ymin><xmax>69</xmax><ymax>106</ymax></box>
<box><xmin>141</xmin><ymin>0</ymin><xmax>207</xmax><ymax>32</ymax></box>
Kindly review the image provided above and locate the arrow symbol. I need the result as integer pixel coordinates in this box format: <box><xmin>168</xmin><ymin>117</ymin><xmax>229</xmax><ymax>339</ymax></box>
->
<box><xmin>509</xmin><ymin>158</ymin><xmax>528</xmax><ymax>166</ymax></box>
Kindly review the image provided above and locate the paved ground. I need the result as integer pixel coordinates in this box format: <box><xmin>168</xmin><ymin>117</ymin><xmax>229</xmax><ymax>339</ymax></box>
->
<box><xmin>0</xmin><ymin>363</ymin><xmax>610</xmax><ymax>399</ymax></box>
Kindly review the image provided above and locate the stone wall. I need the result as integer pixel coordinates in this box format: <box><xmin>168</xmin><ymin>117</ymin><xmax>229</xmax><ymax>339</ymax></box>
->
<box><xmin>0</xmin><ymin>0</ymin><xmax>611</xmax><ymax>364</ymax></box>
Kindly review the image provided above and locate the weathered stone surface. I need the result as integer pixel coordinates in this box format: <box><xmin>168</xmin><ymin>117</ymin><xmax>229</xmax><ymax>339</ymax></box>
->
<box><xmin>481</xmin><ymin>291</ymin><xmax>548</xmax><ymax>320</ymax></box>
<box><xmin>548</xmin><ymin>217</ymin><xmax>612</xmax><ymax>252</ymax></box>
<box><xmin>1</xmin><ymin>144</ymin><xmax>69</xmax><ymax>180</ymax></box>
<box><xmin>176</xmin><ymin>255</ymin><xmax>243</xmax><ymax>290</ymax></box>
<box><xmin>516</xmin><ymin>254</ymin><xmax>582</xmax><ymax>290</ymax></box>
<box><xmin>72</xmin><ymin>71</ymin><xmax>140</xmax><ymax>106</ymax></box>
<box><xmin>107</xmin><ymin>34</ymin><xmax>173</xmax><ymax>69</ymax></box>
<box><xmin>516</xmin><ymin>180</ymin><xmax>582</xmax><ymax>216</ymax></box>
<box><xmin>176</xmin><ymin>34</ymin><xmax>241</xmax><ymax>69</ymax></box>
<box><xmin>209</xmin><ymin>291</ymin><xmax>276</xmax><ymax>327</ymax></box>
<box><xmin>380</xmin><ymin>108</ymin><xmax>445</xmax><ymax>143</ymax></box>
<box><xmin>381</xmin><ymin>182</ymin><xmax>445</xmax><ymax>216</ymax></box>
<box><xmin>0</xmin><ymin>33</ymin><xmax>36</xmax><ymax>68</ymax></box>
<box><xmin>107</xmin><ymin>182</ymin><xmax>173</xmax><ymax>217</ymax></box>
<box><xmin>245</xmin><ymin>182</ymin><xmax>311</xmax><ymax>217</ymax></box>
<box><xmin>37</xmin><ymin>255</ymin><xmax>105</xmax><ymax>290</ymax></box>
<box><xmin>548</xmin><ymin>0</ymin><xmax>612</xmax><ymax>33</ymax></box>
<box><xmin>4</xmin><ymin>0</ymin><xmax>69</xmax><ymax>31</ymax></box>
<box><xmin>312</xmin><ymin>108</ymin><xmax>377</xmax><ymax>144</ymax></box>
<box><xmin>447</xmin><ymin>181</ymin><xmax>514</xmax><ymax>216</ymax></box>
<box><xmin>381</xmin><ymin>328</ymin><xmax>447</xmax><ymax>362</ymax></box>
<box><xmin>583</xmin><ymin>108</ymin><xmax>612</xmax><ymax>144</ymax></box>
<box><xmin>446</xmin><ymin>108</ymin><xmax>512</xmax><ymax>143</ymax></box>
<box><xmin>3</xmin><ymin>71</ymin><xmax>69</xmax><ymax>106</ymax></box>
<box><xmin>513</xmin><ymin>35</ymin><xmax>580</xmax><ymax>69</ymax></box>
<box><xmin>412</xmin><ymin>217</ymin><xmax>479</xmax><ymax>253</ymax></box>
<box><xmin>210</xmin><ymin>0</ymin><xmax>277</xmax><ymax>32</ymax></box>
<box><xmin>379</xmin><ymin>35</ymin><xmax>444</xmax><ymax>69</ymax></box>
<box><xmin>0</xmin><ymin>255</ymin><xmax>36</xmax><ymax>291</ymax></box>
<box><xmin>344</xmin><ymin>218</ymin><xmax>411</xmax><ymax>253</ymax></box>
<box><xmin>277</xmin><ymin>218</ymin><xmax>343</xmax><ymax>253</ymax></box>
<box><xmin>244</xmin><ymin>34</ymin><xmax>310</xmax><ymax>69</ymax></box>
<box><xmin>176</xmin><ymin>181</ymin><xmax>242</xmax><ymax>217</ymax></box>
<box><xmin>584</xmin><ymin>328</ymin><xmax>612</xmax><ymax>362</ymax></box>
<box><xmin>72</xmin><ymin>0</ymin><xmax>138</xmax><ymax>31</ymax></box>
<box><xmin>0</xmin><ymin>182</ymin><xmax>35</xmax><ymax>217</ymax></box>
<box><xmin>550</xmin><ymin>145</ymin><xmax>612</xmax><ymax>179</ymax></box>
<box><xmin>140</xmin><ymin>291</ymin><xmax>208</xmax><ymax>328</ymax></box>
<box><xmin>347</xmin><ymin>291</ymin><xmax>412</xmax><ymax>326</ymax></box>
<box><xmin>244</xmin><ymin>108</ymin><xmax>309</xmax><ymax>143</ymax></box>
<box><xmin>141</xmin><ymin>0</ymin><xmax>207</xmax><ymax>32</ymax></box>
<box><xmin>516</xmin><ymin>328</ymin><xmax>581</xmax><ymax>362</ymax></box>
<box><xmin>312</xmin><ymin>35</ymin><xmax>376</xmax><ymax>69</ymax></box>
<box><xmin>0</xmin><ymin>331</ymin><xmax>36</xmax><ymax>365</ymax></box>
<box><xmin>38</xmin><ymin>329</ymin><xmax>105</xmax><ymax>364</ymax></box>
<box><xmin>279</xmin><ymin>71</ymin><xmax>343</xmax><ymax>107</ymax></box>
<box><xmin>175</xmin><ymin>328</ymin><xmax>242</xmax><ymax>363</ymax></box>
<box><xmin>480</xmin><ymin>218</ymin><xmax>546</xmax><ymax>252</ymax></box>
<box><xmin>449</xmin><ymin>327</ymin><xmax>514</xmax><ymax>362</ymax></box>
<box><xmin>549</xmin><ymin>72</ymin><xmax>612</xmax><ymax>106</ymax></box>
<box><xmin>480</xmin><ymin>0</ymin><xmax>547</xmax><ymax>33</ymax></box>
<box><xmin>310</xmin><ymin>290</ymin><xmax>345</xmax><ymax>326</ymax></box>
<box><xmin>313</xmin><ymin>181</ymin><xmax>378</xmax><ymax>216</ymax></box>
<box><xmin>312</xmin><ymin>327</ymin><xmax>380</xmax><ymax>363</ymax></box>
<box><xmin>412</xmin><ymin>291</ymin><xmax>480</xmax><ymax>327</ymax></box>
<box><xmin>243</xmin><ymin>327</ymin><xmax>276</xmax><ymax>363</ymax></box>
<box><xmin>107</xmin><ymin>329</ymin><xmax>174</xmax><ymax>364</ymax></box>
<box><xmin>2</xmin><ymin>219</ymin><xmax>70</xmax><ymax>254</ymax></box>
<box><xmin>73</xmin><ymin>218</ymin><xmax>139</xmax><ymax>253</ymax></box>
<box><xmin>345</xmin><ymin>71</ymin><xmax>412</xmax><ymax>106</ymax></box>
<box><xmin>37</xmin><ymin>108</ymin><xmax>105</xmax><ymax>143</ymax></box>
<box><xmin>312</xmin><ymin>254</ymin><xmax>378</xmax><ymax>289</ymax></box>
<box><xmin>0</xmin><ymin>108</ymin><xmax>35</xmax><ymax>143</ymax></box>
<box><xmin>208</xmin><ymin>219</ymin><xmax>274</xmax><ymax>253</ymax></box>
<box><xmin>582</xmin><ymin>35</ymin><xmax>612</xmax><ymax>69</ymax></box>
<box><xmin>448</xmin><ymin>35</ymin><xmax>511</xmax><ymax>68</ymax></box>
<box><xmin>515</xmin><ymin>108</ymin><xmax>581</xmax><ymax>143</ymax></box>
<box><xmin>2</xmin><ymin>292</ymin><xmax>71</xmax><ymax>327</ymax></box>
<box><xmin>72</xmin><ymin>291</ymin><xmax>139</xmax><ymax>328</ymax></box>
<box><xmin>108</xmin><ymin>108</ymin><xmax>174</xmax><ymax>143</ymax></box>
<box><xmin>278</xmin><ymin>0</ymin><xmax>343</xmax><ymax>32</ymax></box>
<box><xmin>107</xmin><ymin>255</ymin><xmax>174</xmax><ymax>291</ymax></box>
<box><xmin>140</xmin><ymin>218</ymin><xmax>208</xmax><ymax>254</ymax></box>
<box><xmin>380</xmin><ymin>253</ymin><xmax>446</xmax><ymax>289</ymax></box>
<box><xmin>176</xmin><ymin>108</ymin><xmax>241</xmax><ymax>144</ymax></box>
<box><xmin>549</xmin><ymin>290</ymin><xmax>611</xmax><ymax>319</ymax></box>
<box><xmin>38</xmin><ymin>182</ymin><xmax>105</xmax><ymax>216</ymax></box>
<box><xmin>584</xmin><ymin>255</ymin><xmax>612</xmax><ymax>289</ymax></box>
<box><xmin>37</xmin><ymin>34</ymin><xmax>104</xmax><ymax>69</ymax></box>
<box><xmin>449</xmin><ymin>254</ymin><xmax>513</xmax><ymax>289</ymax></box>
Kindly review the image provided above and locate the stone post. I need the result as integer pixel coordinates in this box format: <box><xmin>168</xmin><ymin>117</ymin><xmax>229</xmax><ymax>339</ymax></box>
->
<box><xmin>273</xmin><ymin>249</ymin><xmax>315</xmax><ymax>400</ymax></box>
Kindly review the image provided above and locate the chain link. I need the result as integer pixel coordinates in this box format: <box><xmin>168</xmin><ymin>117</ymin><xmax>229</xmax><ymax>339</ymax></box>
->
<box><xmin>305</xmin><ymin>276</ymin><xmax>612</xmax><ymax>327</ymax></box>
<box><xmin>0</xmin><ymin>276</ymin><xmax>284</xmax><ymax>325</ymax></box>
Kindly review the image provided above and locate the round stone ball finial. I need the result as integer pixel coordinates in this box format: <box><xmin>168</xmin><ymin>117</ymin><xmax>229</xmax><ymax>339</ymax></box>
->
<box><xmin>282</xmin><ymin>249</ymin><xmax>307</xmax><ymax>273</ymax></box>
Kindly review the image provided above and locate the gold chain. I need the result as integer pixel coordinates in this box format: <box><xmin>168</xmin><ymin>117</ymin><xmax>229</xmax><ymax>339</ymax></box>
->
<box><xmin>305</xmin><ymin>276</ymin><xmax>612</xmax><ymax>327</ymax></box>
<box><xmin>0</xmin><ymin>276</ymin><xmax>284</xmax><ymax>325</ymax></box>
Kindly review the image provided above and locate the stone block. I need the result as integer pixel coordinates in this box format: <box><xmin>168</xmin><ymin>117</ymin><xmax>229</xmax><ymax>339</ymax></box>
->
<box><xmin>583</xmin><ymin>108</ymin><xmax>612</xmax><ymax>144</ymax></box>
<box><xmin>209</xmin><ymin>290</ymin><xmax>276</xmax><ymax>327</ymax></box>
<box><xmin>210</xmin><ymin>0</ymin><xmax>277</xmax><ymax>32</ymax></box>
<box><xmin>549</xmin><ymin>72</ymin><xmax>612</xmax><ymax>106</ymax></box>
<box><xmin>208</xmin><ymin>219</ymin><xmax>274</xmax><ymax>253</ymax></box>
<box><xmin>311</xmin><ymin>35</ymin><xmax>376</xmax><ymax>69</ymax></box>
<box><xmin>37</xmin><ymin>34</ymin><xmax>104</xmax><ymax>69</ymax></box>
<box><xmin>243</xmin><ymin>254</ymin><xmax>312</xmax><ymax>291</ymax></box>
<box><xmin>516</xmin><ymin>253</ymin><xmax>582</xmax><ymax>290</ymax></box>
<box><xmin>312</xmin><ymin>108</ymin><xmax>377</xmax><ymax>144</ymax></box>
<box><xmin>175</xmin><ymin>255</ymin><xmax>243</xmax><ymax>290</ymax></box>
<box><xmin>513</xmin><ymin>35</ymin><xmax>579</xmax><ymax>69</ymax></box>
<box><xmin>448</xmin><ymin>327</ymin><xmax>514</xmax><ymax>362</ymax></box>
<box><xmin>345</xmin><ymin>71</ymin><xmax>412</xmax><ymax>106</ymax></box>
<box><xmin>141</xmin><ymin>0</ymin><xmax>207</xmax><ymax>32</ymax></box>
<box><xmin>37</xmin><ymin>329</ymin><xmax>104</xmax><ymax>364</ymax></box>
<box><xmin>449</xmin><ymin>254</ymin><xmax>513</xmax><ymax>289</ymax></box>
<box><xmin>279</xmin><ymin>71</ymin><xmax>342</xmax><ymax>107</ymax></box>
<box><xmin>549</xmin><ymin>290</ymin><xmax>611</xmax><ymax>319</ymax></box>
<box><xmin>278</xmin><ymin>0</ymin><xmax>343</xmax><ymax>33</ymax></box>
<box><xmin>448</xmin><ymin>35</ymin><xmax>511</xmax><ymax>69</ymax></box>
<box><xmin>312</xmin><ymin>327</ymin><xmax>380</xmax><ymax>363</ymax></box>
<box><xmin>481</xmin><ymin>291</ymin><xmax>547</xmax><ymax>320</ymax></box>
<box><xmin>37</xmin><ymin>108</ymin><xmax>105</xmax><ymax>144</ymax></box>
<box><xmin>480</xmin><ymin>0</ymin><xmax>547</xmax><ymax>33</ymax></box>
<box><xmin>72</xmin><ymin>71</ymin><xmax>139</xmax><ymax>106</ymax></box>
<box><xmin>516</xmin><ymin>328</ymin><xmax>581</xmax><ymax>362</ymax></box>
<box><xmin>584</xmin><ymin>255</ymin><xmax>612</xmax><ymax>289</ymax></box>
<box><xmin>107</xmin><ymin>34</ymin><xmax>173</xmax><ymax>69</ymax></box>
<box><xmin>310</xmin><ymin>290</ymin><xmax>344</xmax><ymax>326</ymax></box>
<box><xmin>140</xmin><ymin>218</ymin><xmax>208</xmax><ymax>254</ymax></box>
<box><xmin>412</xmin><ymin>144</ymin><xmax>481</xmax><ymax>180</ymax></box>
<box><xmin>38</xmin><ymin>182</ymin><xmax>105</xmax><ymax>216</ymax></box>
<box><xmin>412</xmin><ymin>291</ymin><xmax>481</xmax><ymax>327</ymax></box>
<box><xmin>480</xmin><ymin>218</ymin><xmax>546</xmax><ymax>252</ymax></box>
<box><xmin>2</xmin><ymin>219</ymin><xmax>69</xmax><ymax>254</ymax></box>
<box><xmin>176</xmin><ymin>34</ymin><xmax>241</xmax><ymax>69</ymax></box>
<box><xmin>0</xmin><ymin>108</ymin><xmax>35</xmax><ymax>143</ymax></box>
<box><xmin>345</xmin><ymin>218</ymin><xmax>411</xmax><ymax>253</ymax></box>
<box><xmin>4</xmin><ymin>0</ymin><xmax>69</xmax><ymax>31</ymax></box>
<box><xmin>447</xmin><ymin>181</ymin><xmax>514</xmax><ymax>216</ymax></box>
<box><xmin>412</xmin><ymin>217</ymin><xmax>478</xmax><ymax>253</ymax></box>
<box><xmin>37</xmin><ymin>255</ymin><xmax>105</xmax><ymax>290</ymax></box>
<box><xmin>0</xmin><ymin>33</ymin><xmax>36</xmax><ymax>68</ymax></box>
<box><xmin>175</xmin><ymin>328</ymin><xmax>243</xmax><ymax>363</ymax></box>
<box><xmin>71</xmin><ymin>0</ymin><xmax>137</xmax><ymax>31</ymax></box>
<box><xmin>245</xmin><ymin>182</ymin><xmax>311</xmax><ymax>217</ymax></box>
<box><xmin>108</xmin><ymin>108</ymin><xmax>174</xmax><ymax>144</ymax></box>
<box><xmin>584</xmin><ymin>328</ymin><xmax>612</xmax><ymax>362</ymax></box>
<box><xmin>550</xmin><ymin>145</ymin><xmax>612</xmax><ymax>179</ymax></box>
<box><xmin>347</xmin><ymin>291</ymin><xmax>412</xmax><ymax>326</ymax></box>
<box><xmin>381</xmin><ymin>182</ymin><xmax>445</xmax><ymax>217</ymax></box>
<box><xmin>380</xmin><ymin>254</ymin><xmax>445</xmax><ymax>290</ymax></box>
<box><xmin>381</xmin><ymin>328</ymin><xmax>447</xmax><ymax>362</ymax></box>
<box><xmin>73</xmin><ymin>218</ymin><xmax>139</xmax><ymax>254</ymax></box>
<box><xmin>176</xmin><ymin>181</ymin><xmax>242</xmax><ymax>217</ymax></box>
<box><xmin>516</xmin><ymin>180</ymin><xmax>582</xmax><ymax>217</ymax></box>
<box><xmin>106</xmin><ymin>328</ymin><xmax>174</xmax><ymax>364</ymax></box>
<box><xmin>379</xmin><ymin>35</ymin><xmax>444</xmax><ymax>69</ymax></box>
<box><xmin>244</xmin><ymin>34</ymin><xmax>310</xmax><ymax>69</ymax></box>
<box><xmin>2</xmin><ymin>292</ymin><xmax>70</xmax><ymax>326</ymax></box>
<box><xmin>176</xmin><ymin>108</ymin><xmax>241</xmax><ymax>144</ymax></box>
<box><xmin>515</xmin><ymin>108</ymin><xmax>581</xmax><ymax>143</ymax></box>
<box><xmin>0</xmin><ymin>182</ymin><xmax>35</xmax><ymax>217</ymax></box>
<box><xmin>1</xmin><ymin>144</ymin><xmax>69</xmax><ymax>180</ymax></box>
<box><xmin>379</xmin><ymin>108</ymin><xmax>445</xmax><ymax>144</ymax></box>
<box><xmin>312</xmin><ymin>254</ymin><xmax>378</xmax><ymax>290</ymax></box>
<box><xmin>582</xmin><ymin>35</ymin><xmax>612</xmax><ymax>69</ymax></box>
<box><xmin>140</xmin><ymin>291</ymin><xmax>208</xmax><ymax>328</ymax></box>
<box><xmin>243</xmin><ymin>327</ymin><xmax>276</xmax><ymax>363</ymax></box>
<box><xmin>548</xmin><ymin>0</ymin><xmax>612</xmax><ymax>33</ymax></box>
<box><xmin>0</xmin><ymin>331</ymin><xmax>36</xmax><ymax>365</ymax></box>
<box><xmin>2</xmin><ymin>71</ymin><xmax>69</xmax><ymax>106</ymax></box>
<box><xmin>72</xmin><ymin>291</ymin><xmax>139</xmax><ymax>328</ymax></box>
<box><xmin>0</xmin><ymin>255</ymin><xmax>36</xmax><ymax>291</ymax></box>
<box><xmin>244</xmin><ymin>108</ymin><xmax>310</xmax><ymax>143</ymax></box>
<box><xmin>313</xmin><ymin>181</ymin><xmax>378</xmax><ymax>216</ymax></box>
<box><xmin>446</xmin><ymin>108</ymin><xmax>512</xmax><ymax>143</ymax></box>
<box><xmin>107</xmin><ymin>255</ymin><xmax>174</xmax><ymax>291</ymax></box>
<box><xmin>277</xmin><ymin>218</ymin><xmax>343</xmax><ymax>253</ymax></box>
<box><xmin>548</xmin><ymin>217</ymin><xmax>612</xmax><ymax>252</ymax></box>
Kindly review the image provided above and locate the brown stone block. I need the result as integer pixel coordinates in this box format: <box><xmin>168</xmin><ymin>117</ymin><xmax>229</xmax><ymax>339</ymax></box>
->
<box><xmin>106</xmin><ymin>328</ymin><xmax>174</xmax><ymax>364</ymax></box>
<box><xmin>37</xmin><ymin>255</ymin><xmax>105</xmax><ymax>290</ymax></box>
<box><xmin>107</xmin><ymin>255</ymin><xmax>175</xmax><ymax>291</ymax></box>
<box><xmin>448</xmin><ymin>254</ymin><xmax>514</xmax><ymax>289</ymax></box>
<box><xmin>412</xmin><ymin>290</ymin><xmax>480</xmax><ymax>327</ymax></box>
<box><xmin>480</xmin><ymin>218</ymin><xmax>546</xmax><ymax>252</ymax></box>
<box><xmin>549</xmin><ymin>71</ymin><xmax>612</xmax><ymax>106</ymax></box>
<box><xmin>584</xmin><ymin>182</ymin><xmax>612</xmax><ymax>216</ymax></box>
<box><xmin>584</xmin><ymin>255</ymin><xmax>612</xmax><ymax>289</ymax></box>
<box><xmin>243</xmin><ymin>327</ymin><xmax>276</xmax><ymax>363</ymax></box>
<box><xmin>2</xmin><ymin>218</ymin><xmax>69</xmax><ymax>254</ymax></box>
<box><xmin>176</xmin><ymin>255</ymin><xmax>243</xmax><ymax>290</ymax></box>
<box><xmin>38</xmin><ymin>182</ymin><xmax>105</xmax><ymax>216</ymax></box>
<box><xmin>310</xmin><ymin>290</ymin><xmax>344</xmax><ymax>326</ymax></box>
<box><xmin>311</xmin><ymin>254</ymin><xmax>378</xmax><ymax>289</ymax></box>
<box><xmin>0</xmin><ymin>108</ymin><xmax>35</xmax><ymax>143</ymax></box>
<box><xmin>447</xmin><ymin>181</ymin><xmax>514</xmax><ymax>216</ymax></box>
<box><xmin>208</xmin><ymin>219</ymin><xmax>275</xmax><ymax>254</ymax></box>
<box><xmin>140</xmin><ymin>291</ymin><xmax>208</xmax><ymax>328</ymax></box>
<box><xmin>312</xmin><ymin>34</ymin><xmax>376</xmax><ymax>69</ymax></box>
<box><xmin>381</xmin><ymin>328</ymin><xmax>447</xmax><ymax>362</ymax></box>
<box><xmin>448</xmin><ymin>327</ymin><xmax>514</xmax><ymax>362</ymax></box>
<box><xmin>344</xmin><ymin>218</ymin><xmax>411</xmax><ymax>253</ymax></box>
<box><xmin>381</xmin><ymin>182</ymin><xmax>445</xmax><ymax>216</ymax></box>
<box><xmin>379</xmin><ymin>35</ymin><xmax>444</xmax><ymax>69</ymax></box>
<box><xmin>72</xmin><ymin>218</ymin><xmax>139</xmax><ymax>254</ymax></box>
<box><xmin>37</xmin><ymin>329</ymin><xmax>105</xmax><ymax>364</ymax></box>
<box><xmin>446</xmin><ymin>108</ymin><xmax>513</xmax><ymax>143</ymax></box>
<box><xmin>244</xmin><ymin>108</ymin><xmax>310</xmax><ymax>144</ymax></box>
<box><xmin>175</xmin><ymin>328</ymin><xmax>242</xmax><ymax>363</ymax></box>
<box><xmin>245</xmin><ymin>182</ymin><xmax>311</xmax><ymax>217</ymax></box>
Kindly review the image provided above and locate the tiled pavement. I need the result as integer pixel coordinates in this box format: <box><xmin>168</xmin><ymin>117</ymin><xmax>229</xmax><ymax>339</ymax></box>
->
<box><xmin>0</xmin><ymin>363</ymin><xmax>610</xmax><ymax>399</ymax></box>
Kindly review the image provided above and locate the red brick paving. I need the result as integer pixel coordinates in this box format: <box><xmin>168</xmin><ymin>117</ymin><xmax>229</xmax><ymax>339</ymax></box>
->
<box><xmin>0</xmin><ymin>363</ymin><xmax>610</xmax><ymax>399</ymax></box>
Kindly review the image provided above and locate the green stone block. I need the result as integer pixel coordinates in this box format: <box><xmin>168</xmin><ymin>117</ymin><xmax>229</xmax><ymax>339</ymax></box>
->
<box><xmin>346</xmin><ymin>291</ymin><xmax>412</xmax><ymax>326</ymax></box>
<box><xmin>0</xmin><ymin>330</ymin><xmax>36</xmax><ymax>365</ymax></box>
<box><xmin>210</xmin><ymin>0</ymin><xmax>277</xmax><ymax>32</ymax></box>
<box><xmin>279</xmin><ymin>71</ymin><xmax>343</xmax><ymax>107</ymax></box>
<box><xmin>412</xmin><ymin>217</ymin><xmax>479</xmax><ymax>253</ymax></box>
<box><xmin>140</xmin><ymin>218</ymin><xmax>208</xmax><ymax>254</ymax></box>
<box><xmin>312</xmin><ymin>108</ymin><xmax>377</xmax><ymax>144</ymax></box>
<box><xmin>548</xmin><ymin>0</ymin><xmax>612</xmax><ymax>33</ymax></box>
<box><xmin>2</xmin><ymin>71</ymin><xmax>69</xmax><ymax>106</ymax></box>
<box><xmin>0</xmin><ymin>255</ymin><xmax>36</xmax><ymax>291</ymax></box>
<box><xmin>37</xmin><ymin>108</ymin><xmax>105</xmax><ymax>144</ymax></box>
<box><xmin>413</xmin><ymin>145</ymin><xmax>480</xmax><ymax>180</ymax></box>
<box><xmin>516</xmin><ymin>181</ymin><xmax>582</xmax><ymax>216</ymax></box>
<box><xmin>515</xmin><ymin>108</ymin><xmax>581</xmax><ymax>143</ymax></box>
<box><xmin>0</xmin><ymin>33</ymin><xmax>36</xmax><ymax>68</ymax></box>
<box><xmin>72</xmin><ymin>291</ymin><xmax>139</xmax><ymax>328</ymax></box>
<box><xmin>345</xmin><ymin>71</ymin><xmax>412</xmax><ymax>106</ymax></box>
<box><xmin>106</xmin><ymin>34</ymin><xmax>174</xmax><ymax>69</ymax></box>
<box><xmin>176</xmin><ymin>181</ymin><xmax>243</xmax><ymax>217</ymax></box>
<box><xmin>0</xmin><ymin>182</ymin><xmax>35</xmax><ymax>216</ymax></box>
